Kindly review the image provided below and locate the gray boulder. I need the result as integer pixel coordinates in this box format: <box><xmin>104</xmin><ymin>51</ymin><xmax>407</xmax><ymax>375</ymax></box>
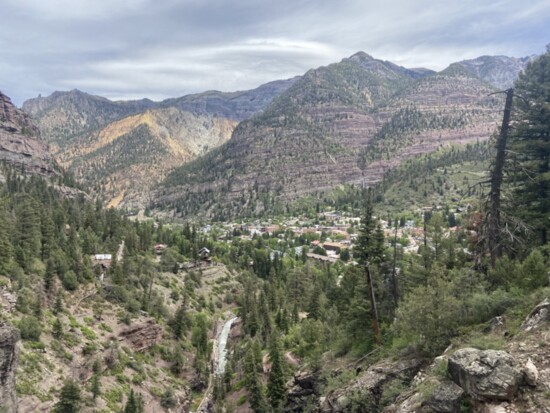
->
<box><xmin>424</xmin><ymin>380</ymin><xmax>464</xmax><ymax>413</ymax></box>
<box><xmin>448</xmin><ymin>348</ymin><xmax>522</xmax><ymax>401</ymax></box>
<box><xmin>521</xmin><ymin>298</ymin><xmax>550</xmax><ymax>332</ymax></box>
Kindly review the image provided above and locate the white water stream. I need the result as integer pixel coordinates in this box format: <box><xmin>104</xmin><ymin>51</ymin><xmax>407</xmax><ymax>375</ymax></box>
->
<box><xmin>215</xmin><ymin>317</ymin><xmax>237</xmax><ymax>375</ymax></box>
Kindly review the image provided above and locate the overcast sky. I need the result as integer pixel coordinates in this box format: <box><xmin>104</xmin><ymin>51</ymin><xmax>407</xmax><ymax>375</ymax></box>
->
<box><xmin>1</xmin><ymin>0</ymin><xmax>549</xmax><ymax>105</ymax></box>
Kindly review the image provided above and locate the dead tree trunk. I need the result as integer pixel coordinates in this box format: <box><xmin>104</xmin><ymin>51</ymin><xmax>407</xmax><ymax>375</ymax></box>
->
<box><xmin>487</xmin><ymin>88</ymin><xmax>514</xmax><ymax>267</ymax></box>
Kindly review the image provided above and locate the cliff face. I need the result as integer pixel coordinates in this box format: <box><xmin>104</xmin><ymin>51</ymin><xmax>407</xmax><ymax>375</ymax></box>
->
<box><xmin>0</xmin><ymin>322</ymin><xmax>19</xmax><ymax>413</ymax></box>
<box><xmin>0</xmin><ymin>91</ymin><xmax>58</xmax><ymax>176</ymax></box>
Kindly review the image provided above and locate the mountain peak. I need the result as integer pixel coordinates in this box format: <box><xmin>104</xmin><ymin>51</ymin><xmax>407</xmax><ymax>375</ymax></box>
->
<box><xmin>349</xmin><ymin>51</ymin><xmax>375</xmax><ymax>61</ymax></box>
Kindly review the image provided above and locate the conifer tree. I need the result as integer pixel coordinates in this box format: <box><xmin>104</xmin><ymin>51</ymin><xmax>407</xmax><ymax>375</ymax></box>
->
<box><xmin>267</xmin><ymin>337</ymin><xmax>286</xmax><ymax>411</ymax></box>
<box><xmin>0</xmin><ymin>205</ymin><xmax>13</xmax><ymax>275</ymax></box>
<box><xmin>508</xmin><ymin>47</ymin><xmax>550</xmax><ymax>245</ymax></box>
<box><xmin>124</xmin><ymin>389</ymin><xmax>144</xmax><ymax>413</ymax></box>
<box><xmin>90</xmin><ymin>374</ymin><xmax>101</xmax><ymax>401</ymax></box>
<box><xmin>244</xmin><ymin>344</ymin><xmax>267</xmax><ymax>413</ymax></box>
<box><xmin>52</xmin><ymin>318</ymin><xmax>63</xmax><ymax>339</ymax></box>
<box><xmin>54</xmin><ymin>379</ymin><xmax>81</xmax><ymax>413</ymax></box>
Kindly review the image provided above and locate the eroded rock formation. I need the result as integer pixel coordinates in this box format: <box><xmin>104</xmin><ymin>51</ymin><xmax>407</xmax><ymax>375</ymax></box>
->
<box><xmin>0</xmin><ymin>322</ymin><xmax>19</xmax><ymax>413</ymax></box>
<box><xmin>0</xmin><ymin>91</ymin><xmax>58</xmax><ymax>176</ymax></box>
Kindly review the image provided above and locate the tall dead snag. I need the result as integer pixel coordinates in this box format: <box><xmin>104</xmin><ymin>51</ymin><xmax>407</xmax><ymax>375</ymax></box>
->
<box><xmin>487</xmin><ymin>88</ymin><xmax>514</xmax><ymax>267</ymax></box>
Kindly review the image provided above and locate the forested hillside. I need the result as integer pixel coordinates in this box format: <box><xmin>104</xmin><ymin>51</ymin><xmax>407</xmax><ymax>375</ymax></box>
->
<box><xmin>155</xmin><ymin>52</ymin><xmax>501</xmax><ymax>221</ymax></box>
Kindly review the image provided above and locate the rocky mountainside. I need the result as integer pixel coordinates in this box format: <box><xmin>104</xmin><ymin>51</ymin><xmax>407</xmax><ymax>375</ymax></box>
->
<box><xmin>22</xmin><ymin>78</ymin><xmax>297</xmax><ymax>151</ymax></box>
<box><xmin>280</xmin><ymin>299</ymin><xmax>550</xmax><ymax>413</ymax></box>
<box><xmin>21</xmin><ymin>79</ymin><xmax>296</xmax><ymax>208</ymax></box>
<box><xmin>21</xmin><ymin>89</ymin><xmax>157</xmax><ymax>150</ymax></box>
<box><xmin>457</xmin><ymin>55</ymin><xmax>534</xmax><ymax>89</ymax></box>
<box><xmin>155</xmin><ymin>52</ymin><xmax>502</xmax><ymax>220</ymax></box>
<box><xmin>0</xmin><ymin>322</ymin><xmax>19</xmax><ymax>413</ymax></box>
<box><xmin>0</xmin><ymin>91</ymin><xmax>59</xmax><ymax>176</ymax></box>
<box><xmin>59</xmin><ymin>107</ymin><xmax>237</xmax><ymax>208</ymax></box>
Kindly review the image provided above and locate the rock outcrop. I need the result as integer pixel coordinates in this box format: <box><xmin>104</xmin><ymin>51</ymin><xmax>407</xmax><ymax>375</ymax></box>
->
<box><xmin>118</xmin><ymin>319</ymin><xmax>163</xmax><ymax>352</ymax></box>
<box><xmin>285</xmin><ymin>371</ymin><xmax>321</xmax><ymax>412</ymax></box>
<box><xmin>520</xmin><ymin>298</ymin><xmax>550</xmax><ymax>332</ymax></box>
<box><xmin>0</xmin><ymin>322</ymin><xmax>19</xmax><ymax>413</ymax></box>
<box><xmin>448</xmin><ymin>348</ymin><xmax>522</xmax><ymax>402</ymax></box>
<box><xmin>0</xmin><ymin>91</ymin><xmax>58</xmax><ymax>176</ymax></box>
<box><xmin>319</xmin><ymin>357</ymin><xmax>426</xmax><ymax>412</ymax></box>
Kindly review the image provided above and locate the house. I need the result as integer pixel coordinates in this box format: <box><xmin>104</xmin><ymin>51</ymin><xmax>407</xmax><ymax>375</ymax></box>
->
<box><xmin>154</xmin><ymin>244</ymin><xmax>167</xmax><ymax>255</ymax></box>
<box><xmin>92</xmin><ymin>254</ymin><xmax>112</xmax><ymax>283</ymax></box>
<box><xmin>322</xmin><ymin>242</ymin><xmax>346</xmax><ymax>253</ymax></box>
<box><xmin>198</xmin><ymin>247</ymin><xmax>211</xmax><ymax>261</ymax></box>
<box><xmin>94</xmin><ymin>254</ymin><xmax>112</xmax><ymax>262</ymax></box>
<box><xmin>306</xmin><ymin>253</ymin><xmax>338</xmax><ymax>264</ymax></box>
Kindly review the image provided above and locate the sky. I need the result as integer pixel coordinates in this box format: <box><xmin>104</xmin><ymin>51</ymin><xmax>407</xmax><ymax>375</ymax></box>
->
<box><xmin>1</xmin><ymin>0</ymin><xmax>549</xmax><ymax>106</ymax></box>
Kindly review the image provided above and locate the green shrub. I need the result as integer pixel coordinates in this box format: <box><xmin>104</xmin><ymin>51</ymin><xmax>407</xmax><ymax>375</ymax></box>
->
<box><xmin>19</xmin><ymin>316</ymin><xmax>42</xmax><ymax>341</ymax></box>
<box><xmin>62</xmin><ymin>270</ymin><xmax>79</xmax><ymax>291</ymax></box>
<box><xmin>80</xmin><ymin>325</ymin><xmax>97</xmax><ymax>340</ymax></box>
<box><xmin>160</xmin><ymin>388</ymin><xmax>177</xmax><ymax>408</ymax></box>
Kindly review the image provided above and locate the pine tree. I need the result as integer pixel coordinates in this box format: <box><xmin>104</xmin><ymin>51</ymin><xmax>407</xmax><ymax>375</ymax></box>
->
<box><xmin>508</xmin><ymin>47</ymin><xmax>550</xmax><ymax>245</ymax></box>
<box><xmin>52</xmin><ymin>318</ymin><xmax>64</xmax><ymax>339</ymax></box>
<box><xmin>355</xmin><ymin>189</ymin><xmax>381</xmax><ymax>345</ymax></box>
<box><xmin>244</xmin><ymin>344</ymin><xmax>267</xmax><ymax>413</ymax></box>
<box><xmin>0</xmin><ymin>204</ymin><xmax>13</xmax><ymax>275</ymax></box>
<box><xmin>169</xmin><ymin>304</ymin><xmax>188</xmax><ymax>339</ymax></box>
<box><xmin>124</xmin><ymin>389</ymin><xmax>143</xmax><ymax>413</ymax></box>
<box><xmin>41</xmin><ymin>210</ymin><xmax>56</xmax><ymax>260</ymax></box>
<box><xmin>53</xmin><ymin>291</ymin><xmax>64</xmax><ymax>315</ymax></box>
<box><xmin>267</xmin><ymin>337</ymin><xmax>286</xmax><ymax>411</ymax></box>
<box><xmin>44</xmin><ymin>258</ymin><xmax>56</xmax><ymax>292</ymax></box>
<box><xmin>14</xmin><ymin>194</ymin><xmax>41</xmax><ymax>270</ymax></box>
<box><xmin>54</xmin><ymin>379</ymin><xmax>81</xmax><ymax>413</ymax></box>
<box><xmin>90</xmin><ymin>374</ymin><xmax>101</xmax><ymax>401</ymax></box>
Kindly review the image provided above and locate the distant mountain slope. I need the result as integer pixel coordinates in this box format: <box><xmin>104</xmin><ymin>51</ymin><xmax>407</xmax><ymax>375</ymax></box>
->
<box><xmin>0</xmin><ymin>91</ymin><xmax>59</xmax><ymax>176</ymax></box>
<box><xmin>159</xmin><ymin>77</ymin><xmax>299</xmax><ymax>121</ymax></box>
<box><xmin>22</xmin><ymin>78</ymin><xmax>297</xmax><ymax>151</ymax></box>
<box><xmin>155</xmin><ymin>53</ymin><xmax>503</xmax><ymax>220</ymax></box>
<box><xmin>22</xmin><ymin>79</ymin><xmax>295</xmax><ymax>208</ymax></box>
<box><xmin>60</xmin><ymin>108</ymin><xmax>236</xmax><ymax>208</ymax></box>
<box><xmin>22</xmin><ymin>89</ymin><xmax>157</xmax><ymax>150</ymax></box>
<box><xmin>456</xmin><ymin>55</ymin><xmax>533</xmax><ymax>89</ymax></box>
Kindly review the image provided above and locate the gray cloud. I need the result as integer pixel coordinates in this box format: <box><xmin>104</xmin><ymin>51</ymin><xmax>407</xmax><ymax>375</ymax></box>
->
<box><xmin>1</xmin><ymin>0</ymin><xmax>549</xmax><ymax>105</ymax></box>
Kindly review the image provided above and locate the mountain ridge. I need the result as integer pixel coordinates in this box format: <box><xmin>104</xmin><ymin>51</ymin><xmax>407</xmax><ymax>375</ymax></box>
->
<box><xmin>154</xmin><ymin>52</ymin><xmax>504</xmax><ymax>220</ymax></box>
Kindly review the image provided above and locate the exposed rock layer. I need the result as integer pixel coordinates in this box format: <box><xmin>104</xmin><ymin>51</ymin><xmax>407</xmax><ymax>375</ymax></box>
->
<box><xmin>0</xmin><ymin>322</ymin><xmax>19</xmax><ymax>413</ymax></box>
<box><xmin>0</xmin><ymin>91</ymin><xmax>58</xmax><ymax>176</ymax></box>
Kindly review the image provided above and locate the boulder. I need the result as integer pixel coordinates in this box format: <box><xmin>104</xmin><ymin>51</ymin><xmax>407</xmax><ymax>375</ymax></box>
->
<box><xmin>522</xmin><ymin>358</ymin><xmax>538</xmax><ymax>387</ymax></box>
<box><xmin>448</xmin><ymin>348</ymin><xmax>522</xmax><ymax>401</ymax></box>
<box><xmin>521</xmin><ymin>298</ymin><xmax>550</xmax><ymax>332</ymax></box>
<box><xmin>424</xmin><ymin>380</ymin><xmax>464</xmax><ymax>413</ymax></box>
